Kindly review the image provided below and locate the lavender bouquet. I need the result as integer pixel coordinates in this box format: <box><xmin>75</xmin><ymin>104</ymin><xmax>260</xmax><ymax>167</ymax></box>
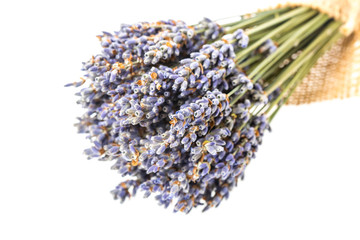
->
<box><xmin>66</xmin><ymin>6</ymin><xmax>351</xmax><ymax>213</ymax></box>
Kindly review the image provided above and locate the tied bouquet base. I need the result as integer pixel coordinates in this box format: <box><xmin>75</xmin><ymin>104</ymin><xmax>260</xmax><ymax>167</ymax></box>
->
<box><xmin>67</xmin><ymin>6</ymin><xmax>346</xmax><ymax>213</ymax></box>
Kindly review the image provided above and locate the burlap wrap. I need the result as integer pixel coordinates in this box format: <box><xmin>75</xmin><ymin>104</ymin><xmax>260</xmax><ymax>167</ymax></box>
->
<box><xmin>270</xmin><ymin>0</ymin><xmax>360</xmax><ymax>104</ymax></box>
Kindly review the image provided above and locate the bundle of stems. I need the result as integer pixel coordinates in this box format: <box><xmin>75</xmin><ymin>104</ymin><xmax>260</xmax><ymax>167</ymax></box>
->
<box><xmin>221</xmin><ymin>6</ymin><xmax>342</xmax><ymax>121</ymax></box>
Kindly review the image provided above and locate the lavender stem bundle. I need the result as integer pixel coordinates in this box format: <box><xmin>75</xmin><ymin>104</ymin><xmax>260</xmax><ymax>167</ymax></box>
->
<box><xmin>66</xmin><ymin>6</ymin><xmax>343</xmax><ymax>213</ymax></box>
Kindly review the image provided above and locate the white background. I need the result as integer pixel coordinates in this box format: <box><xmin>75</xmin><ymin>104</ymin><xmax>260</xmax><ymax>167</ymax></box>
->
<box><xmin>1</xmin><ymin>0</ymin><xmax>360</xmax><ymax>239</ymax></box>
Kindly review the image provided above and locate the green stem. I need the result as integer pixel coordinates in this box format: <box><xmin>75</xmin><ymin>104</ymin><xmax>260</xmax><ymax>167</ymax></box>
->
<box><xmin>225</xmin><ymin>7</ymin><xmax>292</xmax><ymax>33</ymax></box>
<box><xmin>219</xmin><ymin>8</ymin><xmax>290</xmax><ymax>28</ymax></box>
<box><xmin>268</xmin><ymin>26</ymin><xmax>343</xmax><ymax>121</ymax></box>
<box><xmin>249</xmin><ymin>13</ymin><xmax>329</xmax><ymax>82</ymax></box>
<box><xmin>259</xmin><ymin>26</ymin><xmax>323</xmax><ymax>81</ymax></box>
<box><xmin>235</xmin><ymin>10</ymin><xmax>317</xmax><ymax>64</ymax></box>
<box><xmin>228</xmin><ymin>11</ymin><xmax>318</xmax><ymax>100</ymax></box>
<box><xmin>246</xmin><ymin>7</ymin><xmax>311</xmax><ymax>35</ymax></box>
<box><xmin>248</xmin><ymin>29</ymin><xmax>273</xmax><ymax>42</ymax></box>
<box><xmin>265</xmin><ymin>21</ymin><xmax>342</xmax><ymax>94</ymax></box>
<box><xmin>238</xmin><ymin>54</ymin><xmax>263</xmax><ymax>69</ymax></box>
